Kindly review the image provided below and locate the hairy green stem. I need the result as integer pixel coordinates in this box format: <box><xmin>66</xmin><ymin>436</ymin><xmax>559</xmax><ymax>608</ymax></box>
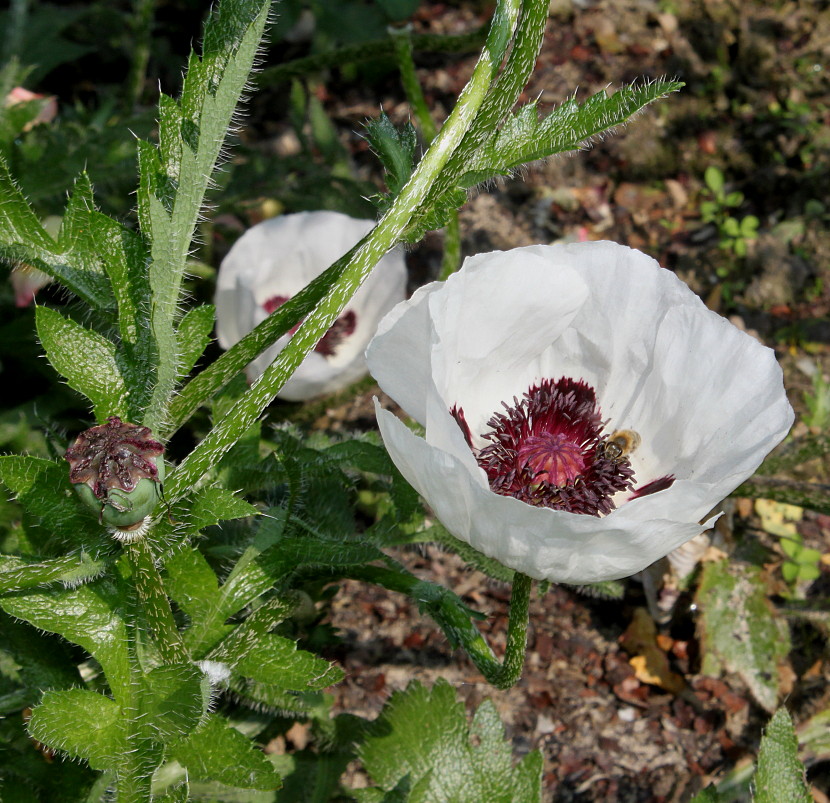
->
<box><xmin>391</xmin><ymin>25</ymin><xmax>463</xmax><ymax>278</ymax></box>
<box><xmin>257</xmin><ymin>24</ymin><xmax>488</xmax><ymax>86</ymax></box>
<box><xmin>166</xmin><ymin>0</ymin><xmax>522</xmax><ymax>500</ymax></box>
<box><xmin>164</xmin><ymin>249</ymin><xmax>355</xmax><ymax>437</ymax></box>
<box><xmin>125</xmin><ymin>536</ymin><xmax>187</xmax><ymax>663</ymax></box>
<box><xmin>439</xmin><ymin>207</ymin><xmax>462</xmax><ymax>279</ymax></box>
<box><xmin>425</xmin><ymin>0</ymin><xmax>549</xmax><ymax>208</ymax></box>
<box><xmin>352</xmin><ymin>564</ymin><xmax>532</xmax><ymax>689</ymax></box>
<box><xmin>166</xmin><ymin>0</ymin><xmax>540</xmax><ymax>439</ymax></box>
<box><xmin>391</xmin><ymin>25</ymin><xmax>437</xmax><ymax>140</ymax></box>
<box><xmin>117</xmin><ymin>625</ymin><xmax>154</xmax><ymax>803</ymax></box>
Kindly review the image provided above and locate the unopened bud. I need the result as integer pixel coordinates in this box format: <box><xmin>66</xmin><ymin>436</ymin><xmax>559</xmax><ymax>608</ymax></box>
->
<box><xmin>65</xmin><ymin>416</ymin><xmax>165</xmax><ymax>532</ymax></box>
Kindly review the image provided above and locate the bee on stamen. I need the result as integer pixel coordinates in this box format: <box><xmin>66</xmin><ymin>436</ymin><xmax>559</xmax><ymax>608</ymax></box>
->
<box><xmin>602</xmin><ymin>429</ymin><xmax>641</xmax><ymax>462</ymax></box>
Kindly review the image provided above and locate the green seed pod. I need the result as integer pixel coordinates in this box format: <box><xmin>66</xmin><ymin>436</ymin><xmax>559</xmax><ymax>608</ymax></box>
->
<box><xmin>65</xmin><ymin>417</ymin><xmax>165</xmax><ymax>532</ymax></box>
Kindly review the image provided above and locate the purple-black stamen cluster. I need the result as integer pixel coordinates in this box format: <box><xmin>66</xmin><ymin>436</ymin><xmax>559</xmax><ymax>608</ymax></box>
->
<box><xmin>451</xmin><ymin>377</ymin><xmax>636</xmax><ymax>516</ymax></box>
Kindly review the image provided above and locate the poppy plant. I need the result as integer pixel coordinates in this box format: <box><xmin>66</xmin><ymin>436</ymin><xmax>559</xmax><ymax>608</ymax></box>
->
<box><xmin>216</xmin><ymin>210</ymin><xmax>407</xmax><ymax>401</ymax></box>
<box><xmin>366</xmin><ymin>242</ymin><xmax>793</xmax><ymax>584</ymax></box>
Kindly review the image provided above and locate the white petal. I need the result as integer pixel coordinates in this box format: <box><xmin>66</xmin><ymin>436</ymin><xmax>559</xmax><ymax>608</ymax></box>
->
<box><xmin>366</xmin><ymin>282</ymin><xmax>445</xmax><ymax>426</ymax></box>
<box><xmin>427</xmin><ymin>250</ymin><xmax>589</xmax><ymax>437</ymax></box>
<box><xmin>619</xmin><ymin>304</ymin><xmax>793</xmax><ymax>520</ymax></box>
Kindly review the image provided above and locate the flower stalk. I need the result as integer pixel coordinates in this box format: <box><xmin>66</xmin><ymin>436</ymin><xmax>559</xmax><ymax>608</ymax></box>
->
<box><xmin>125</xmin><ymin>534</ymin><xmax>187</xmax><ymax>664</ymax></box>
<box><xmin>467</xmin><ymin>572</ymin><xmax>533</xmax><ymax>690</ymax></box>
<box><xmin>390</xmin><ymin>24</ymin><xmax>463</xmax><ymax>279</ymax></box>
<box><xmin>167</xmin><ymin>0</ymin><xmax>532</xmax><ymax>500</ymax></box>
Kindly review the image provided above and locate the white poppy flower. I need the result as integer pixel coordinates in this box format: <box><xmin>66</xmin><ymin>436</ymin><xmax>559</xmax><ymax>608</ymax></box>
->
<box><xmin>215</xmin><ymin>210</ymin><xmax>407</xmax><ymax>401</ymax></box>
<box><xmin>366</xmin><ymin>242</ymin><xmax>793</xmax><ymax>584</ymax></box>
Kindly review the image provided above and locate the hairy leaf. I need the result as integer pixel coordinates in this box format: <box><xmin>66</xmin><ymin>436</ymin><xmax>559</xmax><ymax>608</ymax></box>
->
<box><xmin>190</xmin><ymin>486</ymin><xmax>259</xmax><ymax>530</ymax></box>
<box><xmin>28</xmin><ymin>688</ymin><xmax>126</xmax><ymax>771</ymax></box>
<box><xmin>755</xmin><ymin>709</ymin><xmax>811</xmax><ymax>803</ymax></box>
<box><xmin>138</xmin><ymin>0</ymin><xmax>271</xmax><ymax>431</ymax></box>
<box><xmin>364</xmin><ymin>112</ymin><xmax>418</xmax><ymax>197</ymax></box>
<box><xmin>0</xmin><ymin>611</ymin><xmax>80</xmax><ymax>714</ymax></box>
<box><xmin>0</xmin><ymin>455</ymin><xmax>101</xmax><ymax>549</ymax></box>
<box><xmin>0</xmin><ymin>552</ymin><xmax>107</xmax><ymax>594</ymax></box>
<box><xmin>697</xmin><ymin>560</ymin><xmax>790</xmax><ymax>712</ymax></box>
<box><xmin>140</xmin><ymin>663</ymin><xmax>207</xmax><ymax>744</ymax></box>
<box><xmin>0</xmin><ymin>160</ymin><xmax>114</xmax><ymax>310</ymax></box>
<box><xmin>170</xmin><ymin>714</ymin><xmax>281</xmax><ymax>791</ymax></box>
<box><xmin>0</xmin><ymin>578</ymin><xmax>131</xmax><ymax>702</ymax></box>
<box><xmin>358</xmin><ymin>679</ymin><xmax>542</xmax><ymax>802</ymax></box>
<box><xmin>177</xmin><ymin>304</ymin><xmax>216</xmax><ymax>376</ymax></box>
<box><xmin>226</xmin><ymin>633</ymin><xmax>343</xmax><ymax>691</ymax></box>
<box><xmin>36</xmin><ymin>306</ymin><xmax>129</xmax><ymax>422</ymax></box>
<box><xmin>469</xmin><ymin>81</ymin><xmax>683</xmax><ymax>174</ymax></box>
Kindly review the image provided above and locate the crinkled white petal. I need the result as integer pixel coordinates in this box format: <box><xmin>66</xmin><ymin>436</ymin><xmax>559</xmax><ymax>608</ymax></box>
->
<box><xmin>216</xmin><ymin>211</ymin><xmax>407</xmax><ymax>401</ymax></box>
<box><xmin>369</xmin><ymin>241</ymin><xmax>794</xmax><ymax>583</ymax></box>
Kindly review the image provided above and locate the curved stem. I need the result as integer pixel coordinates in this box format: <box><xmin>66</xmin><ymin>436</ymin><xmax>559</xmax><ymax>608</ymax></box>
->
<box><xmin>464</xmin><ymin>572</ymin><xmax>533</xmax><ymax>689</ymax></box>
<box><xmin>351</xmin><ymin>564</ymin><xmax>532</xmax><ymax>690</ymax></box>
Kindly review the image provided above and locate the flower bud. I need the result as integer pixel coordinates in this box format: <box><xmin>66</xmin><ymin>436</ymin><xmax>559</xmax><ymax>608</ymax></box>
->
<box><xmin>65</xmin><ymin>417</ymin><xmax>165</xmax><ymax>533</ymax></box>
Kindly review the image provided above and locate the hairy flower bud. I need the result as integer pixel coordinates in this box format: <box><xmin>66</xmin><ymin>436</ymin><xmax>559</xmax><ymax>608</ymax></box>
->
<box><xmin>65</xmin><ymin>416</ymin><xmax>165</xmax><ymax>533</ymax></box>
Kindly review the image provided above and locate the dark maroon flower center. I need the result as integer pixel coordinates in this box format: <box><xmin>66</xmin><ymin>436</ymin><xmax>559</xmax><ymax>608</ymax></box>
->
<box><xmin>263</xmin><ymin>295</ymin><xmax>357</xmax><ymax>358</ymax></box>
<box><xmin>451</xmin><ymin>377</ymin><xmax>638</xmax><ymax>516</ymax></box>
<box><xmin>65</xmin><ymin>416</ymin><xmax>163</xmax><ymax>500</ymax></box>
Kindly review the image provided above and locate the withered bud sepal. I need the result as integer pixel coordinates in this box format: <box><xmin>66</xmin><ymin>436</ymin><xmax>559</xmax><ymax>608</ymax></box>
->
<box><xmin>65</xmin><ymin>416</ymin><xmax>165</xmax><ymax>531</ymax></box>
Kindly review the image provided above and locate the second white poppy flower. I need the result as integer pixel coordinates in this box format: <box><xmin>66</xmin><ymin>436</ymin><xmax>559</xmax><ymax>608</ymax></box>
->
<box><xmin>216</xmin><ymin>210</ymin><xmax>407</xmax><ymax>401</ymax></box>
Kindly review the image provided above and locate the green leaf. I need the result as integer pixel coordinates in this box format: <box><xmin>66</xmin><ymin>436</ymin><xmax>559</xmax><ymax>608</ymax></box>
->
<box><xmin>696</xmin><ymin>560</ymin><xmax>790</xmax><ymax>712</ymax></box>
<box><xmin>364</xmin><ymin>112</ymin><xmax>417</xmax><ymax>196</ymax></box>
<box><xmin>170</xmin><ymin>714</ymin><xmax>281</xmax><ymax>791</ymax></box>
<box><xmin>35</xmin><ymin>306</ymin><xmax>129</xmax><ymax>422</ymax></box>
<box><xmin>0</xmin><ymin>455</ymin><xmax>101</xmax><ymax>547</ymax></box>
<box><xmin>228</xmin><ymin>633</ymin><xmax>343</xmax><ymax>691</ymax></box>
<box><xmin>688</xmin><ymin>786</ymin><xmax>726</xmax><ymax>803</ymax></box>
<box><xmin>0</xmin><ymin>552</ymin><xmax>107</xmax><ymax>594</ymax></box>
<box><xmin>797</xmin><ymin>563</ymin><xmax>821</xmax><ymax>581</ymax></box>
<box><xmin>190</xmin><ymin>486</ymin><xmax>259</xmax><ymax>530</ymax></box>
<box><xmin>0</xmin><ymin>610</ymin><xmax>81</xmax><ymax>713</ymax></box>
<box><xmin>141</xmin><ymin>663</ymin><xmax>207</xmax><ymax>744</ymax></box>
<box><xmin>138</xmin><ymin>0</ymin><xmax>271</xmax><ymax>432</ymax></box>
<box><xmin>755</xmin><ymin>709</ymin><xmax>811</xmax><ymax>803</ymax></box>
<box><xmin>400</xmin><ymin>186</ymin><xmax>467</xmax><ymax>242</ymax></box>
<box><xmin>177</xmin><ymin>304</ymin><xmax>215</xmax><ymax>376</ymax></box>
<box><xmin>797</xmin><ymin>709</ymin><xmax>830</xmax><ymax>763</ymax></box>
<box><xmin>723</xmin><ymin>217</ymin><xmax>740</xmax><ymax>237</ymax></box>
<box><xmin>705</xmin><ymin>166</ymin><xmax>725</xmax><ymax>195</ymax></box>
<box><xmin>358</xmin><ymin>679</ymin><xmax>542</xmax><ymax>802</ymax></box>
<box><xmin>28</xmin><ymin>688</ymin><xmax>126</xmax><ymax>771</ymax></box>
<box><xmin>0</xmin><ymin>159</ymin><xmax>114</xmax><ymax>310</ymax></box>
<box><xmin>0</xmin><ymin>578</ymin><xmax>131</xmax><ymax>702</ymax></box>
<box><xmin>468</xmin><ymin>81</ymin><xmax>683</xmax><ymax>176</ymax></box>
<box><xmin>165</xmin><ymin>546</ymin><xmax>221</xmax><ymax>627</ymax></box>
